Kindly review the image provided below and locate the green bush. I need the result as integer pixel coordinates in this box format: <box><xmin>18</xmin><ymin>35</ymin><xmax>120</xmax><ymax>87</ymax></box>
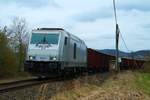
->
<box><xmin>0</xmin><ymin>32</ymin><xmax>18</xmax><ymax>78</ymax></box>
<box><xmin>142</xmin><ymin>57</ymin><xmax>150</xmax><ymax>73</ymax></box>
<box><xmin>136</xmin><ymin>73</ymin><xmax>150</xmax><ymax>95</ymax></box>
<box><xmin>142</xmin><ymin>61</ymin><xmax>150</xmax><ymax>73</ymax></box>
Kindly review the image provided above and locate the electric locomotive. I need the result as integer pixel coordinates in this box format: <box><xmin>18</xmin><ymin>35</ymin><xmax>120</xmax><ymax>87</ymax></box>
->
<box><xmin>24</xmin><ymin>28</ymin><xmax>87</xmax><ymax>77</ymax></box>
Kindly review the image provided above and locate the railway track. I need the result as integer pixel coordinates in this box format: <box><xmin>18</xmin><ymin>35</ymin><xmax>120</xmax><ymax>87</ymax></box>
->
<box><xmin>0</xmin><ymin>77</ymin><xmax>60</xmax><ymax>94</ymax></box>
<box><xmin>0</xmin><ymin>73</ymin><xmax>95</xmax><ymax>94</ymax></box>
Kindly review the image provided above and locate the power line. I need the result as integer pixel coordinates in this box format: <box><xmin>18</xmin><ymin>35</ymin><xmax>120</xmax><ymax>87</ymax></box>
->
<box><xmin>120</xmin><ymin>32</ymin><xmax>131</xmax><ymax>52</ymax></box>
<box><xmin>119</xmin><ymin>32</ymin><xmax>135</xmax><ymax>61</ymax></box>
<box><xmin>113</xmin><ymin>0</ymin><xmax>132</xmax><ymax>53</ymax></box>
<box><xmin>112</xmin><ymin>0</ymin><xmax>140</xmax><ymax>72</ymax></box>
<box><xmin>113</xmin><ymin>0</ymin><xmax>133</xmax><ymax>60</ymax></box>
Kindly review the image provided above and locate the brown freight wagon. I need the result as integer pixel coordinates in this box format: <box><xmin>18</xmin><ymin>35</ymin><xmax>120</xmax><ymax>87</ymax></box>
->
<box><xmin>87</xmin><ymin>48</ymin><xmax>145</xmax><ymax>73</ymax></box>
<box><xmin>120</xmin><ymin>58</ymin><xmax>145</xmax><ymax>70</ymax></box>
<box><xmin>87</xmin><ymin>48</ymin><xmax>114</xmax><ymax>72</ymax></box>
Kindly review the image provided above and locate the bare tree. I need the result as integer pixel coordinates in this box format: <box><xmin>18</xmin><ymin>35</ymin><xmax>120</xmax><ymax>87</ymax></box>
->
<box><xmin>8</xmin><ymin>17</ymin><xmax>29</xmax><ymax>71</ymax></box>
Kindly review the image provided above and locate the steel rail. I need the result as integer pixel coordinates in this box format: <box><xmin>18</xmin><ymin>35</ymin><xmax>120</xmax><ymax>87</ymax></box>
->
<box><xmin>0</xmin><ymin>73</ymin><xmax>94</xmax><ymax>94</ymax></box>
<box><xmin>0</xmin><ymin>77</ymin><xmax>60</xmax><ymax>94</ymax></box>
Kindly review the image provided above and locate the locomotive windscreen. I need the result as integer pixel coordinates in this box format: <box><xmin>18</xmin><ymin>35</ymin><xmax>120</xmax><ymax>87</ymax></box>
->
<box><xmin>30</xmin><ymin>33</ymin><xmax>59</xmax><ymax>44</ymax></box>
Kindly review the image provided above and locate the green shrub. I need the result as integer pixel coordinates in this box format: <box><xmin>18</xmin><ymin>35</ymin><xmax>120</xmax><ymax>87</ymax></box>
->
<box><xmin>136</xmin><ymin>73</ymin><xmax>150</xmax><ymax>95</ymax></box>
<box><xmin>142</xmin><ymin>61</ymin><xmax>150</xmax><ymax>73</ymax></box>
<box><xmin>142</xmin><ymin>57</ymin><xmax>150</xmax><ymax>73</ymax></box>
<box><xmin>0</xmin><ymin>32</ymin><xmax>18</xmax><ymax>78</ymax></box>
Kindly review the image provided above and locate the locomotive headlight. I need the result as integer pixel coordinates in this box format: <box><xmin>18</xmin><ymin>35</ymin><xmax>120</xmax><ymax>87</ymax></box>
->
<box><xmin>49</xmin><ymin>56</ymin><xmax>57</xmax><ymax>60</ymax></box>
<box><xmin>53</xmin><ymin>57</ymin><xmax>56</xmax><ymax>60</ymax></box>
<box><xmin>29</xmin><ymin>56</ymin><xmax>33</xmax><ymax>60</ymax></box>
<box><xmin>29</xmin><ymin>56</ymin><xmax>36</xmax><ymax>60</ymax></box>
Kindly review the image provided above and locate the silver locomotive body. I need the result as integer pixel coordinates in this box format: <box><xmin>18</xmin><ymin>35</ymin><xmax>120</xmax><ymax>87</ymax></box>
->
<box><xmin>24</xmin><ymin>28</ymin><xmax>87</xmax><ymax>76</ymax></box>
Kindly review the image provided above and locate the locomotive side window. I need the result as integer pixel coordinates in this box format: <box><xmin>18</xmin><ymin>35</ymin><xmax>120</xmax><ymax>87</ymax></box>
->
<box><xmin>64</xmin><ymin>37</ymin><xmax>67</xmax><ymax>45</ymax></box>
<box><xmin>74</xmin><ymin>43</ymin><xmax>76</xmax><ymax>59</ymax></box>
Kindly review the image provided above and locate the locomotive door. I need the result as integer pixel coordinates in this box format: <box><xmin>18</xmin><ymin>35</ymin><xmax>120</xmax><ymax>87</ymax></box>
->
<box><xmin>63</xmin><ymin>36</ymin><xmax>69</xmax><ymax>66</ymax></box>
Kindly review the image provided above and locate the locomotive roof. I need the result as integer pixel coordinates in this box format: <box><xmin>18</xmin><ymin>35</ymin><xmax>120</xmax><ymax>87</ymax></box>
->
<box><xmin>32</xmin><ymin>28</ymin><xmax>86</xmax><ymax>45</ymax></box>
<box><xmin>37</xmin><ymin>28</ymin><xmax>64</xmax><ymax>31</ymax></box>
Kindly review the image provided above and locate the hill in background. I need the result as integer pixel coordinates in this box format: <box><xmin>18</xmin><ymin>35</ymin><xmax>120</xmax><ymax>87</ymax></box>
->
<box><xmin>97</xmin><ymin>49</ymin><xmax>150</xmax><ymax>59</ymax></box>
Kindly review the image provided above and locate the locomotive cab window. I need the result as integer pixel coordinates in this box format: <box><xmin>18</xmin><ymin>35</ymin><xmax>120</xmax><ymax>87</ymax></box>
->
<box><xmin>31</xmin><ymin>33</ymin><xmax>59</xmax><ymax>44</ymax></box>
<box><xmin>64</xmin><ymin>37</ymin><xmax>67</xmax><ymax>45</ymax></box>
<box><xmin>73</xmin><ymin>43</ymin><xmax>76</xmax><ymax>59</ymax></box>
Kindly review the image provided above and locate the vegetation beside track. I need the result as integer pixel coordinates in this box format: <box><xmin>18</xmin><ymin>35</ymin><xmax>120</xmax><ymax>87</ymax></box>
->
<box><xmin>51</xmin><ymin>71</ymin><xmax>150</xmax><ymax>100</ymax></box>
<box><xmin>0</xmin><ymin>32</ymin><xmax>18</xmax><ymax>78</ymax></box>
<box><xmin>135</xmin><ymin>73</ymin><xmax>150</xmax><ymax>96</ymax></box>
<box><xmin>0</xmin><ymin>71</ymin><xmax>149</xmax><ymax>100</ymax></box>
<box><xmin>0</xmin><ymin>31</ymin><xmax>28</xmax><ymax>79</ymax></box>
<box><xmin>142</xmin><ymin>58</ymin><xmax>150</xmax><ymax>73</ymax></box>
<box><xmin>135</xmin><ymin>58</ymin><xmax>150</xmax><ymax>95</ymax></box>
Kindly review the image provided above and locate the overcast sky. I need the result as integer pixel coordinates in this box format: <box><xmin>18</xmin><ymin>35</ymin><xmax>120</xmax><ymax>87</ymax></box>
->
<box><xmin>0</xmin><ymin>0</ymin><xmax>150</xmax><ymax>52</ymax></box>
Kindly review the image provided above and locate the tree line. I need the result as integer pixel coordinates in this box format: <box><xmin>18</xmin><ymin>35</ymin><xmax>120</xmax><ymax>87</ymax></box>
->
<box><xmin>0</xmin><ymin>17</ymin><xmax>28</xmax><ymax>78</ymax></box>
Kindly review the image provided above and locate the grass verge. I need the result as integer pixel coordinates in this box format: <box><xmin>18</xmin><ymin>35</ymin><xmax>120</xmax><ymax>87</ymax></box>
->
<box><xmin>50</xmin><ymin>71</ymin><xmax>150</xmax><ymax>100</ymax></box>
<box><xmin>135</xmin><ymin>72</ymin><xmax>150</xmax><ymax>96</ymax></box>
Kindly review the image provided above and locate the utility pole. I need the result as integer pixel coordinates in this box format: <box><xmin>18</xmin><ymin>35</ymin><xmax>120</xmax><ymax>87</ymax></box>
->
<box><xmin>116</xmin><ymin>24</ymin><xmax>120</xmax><ymax>72</ymax></box>
<box><xmin>113</xmin><ymin>0</ymin><xmax>120</xmax><ymax>72</ymax></box>
<box><xmin>131</xmin><ymin>51</ymin><xmax>134</xmax><ymax>70</ymax></box>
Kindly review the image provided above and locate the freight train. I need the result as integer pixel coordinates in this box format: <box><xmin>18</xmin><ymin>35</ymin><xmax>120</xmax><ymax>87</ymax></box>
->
<box><xmin>24</xmin><ymin>28</ymin><xmax>145</xmax><ymax>77</ymax></box>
